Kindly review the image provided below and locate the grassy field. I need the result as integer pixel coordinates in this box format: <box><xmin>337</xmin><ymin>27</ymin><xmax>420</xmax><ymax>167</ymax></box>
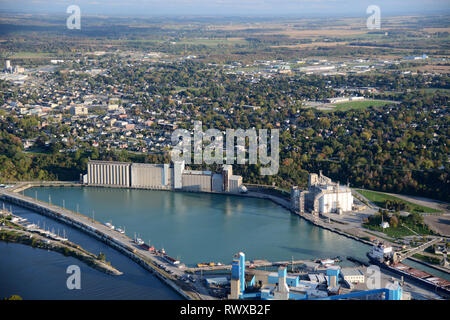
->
<box><xmin>412</xmin><ymin>253</ymin><xmax>441</xmax><ymax>265</ymax></box>
<box><xmin>364</xmin><ymin>224</ymin><xmax>416</xmax><ymax>238</ymax></box>
<box><xmin>357</xmin><ymin>189</ymin><xmax>441</xmax><ymax>214</ymax></box>
<box><xmin>330</xmin><ymin>99</ymin><xmax>394</xmax><ymax>112</ymax></box>
<box><xmin>364</xmin><ymin>221</ymin><xmax>435</xmax><ymax>238</ymax></box>
<box><xmin>175</xmin><ymin>38</ymin><xmax>248</xmax><ymax>47</ymax></box>
<box><xmin>10</xmin><ymin>51</ymin><xmax>53</xmax><ymax>59</ymax></box>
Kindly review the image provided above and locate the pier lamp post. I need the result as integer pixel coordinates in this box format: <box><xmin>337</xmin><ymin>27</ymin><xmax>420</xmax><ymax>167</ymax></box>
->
<box><xmin>48</xmin><ymin>195</ymin><xmax>51</xmax><ymax>205</ymax></box>
<box><xmin>62</xmin><ymin>199</ymin><xmax>65</xmax><ymax>209</ymax></box>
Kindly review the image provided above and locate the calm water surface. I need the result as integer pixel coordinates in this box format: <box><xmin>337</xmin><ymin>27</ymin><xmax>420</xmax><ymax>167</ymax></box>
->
<box><xmin>0</xmin><ymin>201</ymin><xmax>181</xmax><ymax>300</ymax></box>
<box><xmin>2</xmin><ymin>186</ymin><xmax>446</xmax><ymax>300</ymax></box>
<box><xmin>24</xmin><ymin>186</ymin><xmax>371</xmax><ymax>265</ymax></box>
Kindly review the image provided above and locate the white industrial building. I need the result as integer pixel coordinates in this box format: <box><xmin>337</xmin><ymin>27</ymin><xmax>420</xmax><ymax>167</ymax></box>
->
<box><xmin>222</xmin><ymin>165</ymin><xmax>243</xmax><ymax>193</ymax></box>
<box><xmin>291</xmin><ymin>171</ymin><xmax>353</xmax><ymax>215</ymax></box>
<box><xmin>84</xmin><ymin>160</ymin><xmax>243</xmax><ymax>194</ymax></box>
<box><xmin>86</xmin><ymin>160</ymin><xmax>131</xmax><ymax>187</ymax></box>
<box><xmin>341</xmin><ymin>268</ymin><xmax>365</xmax><ymax>284</ymax></box>
<box><xmin>182</xmin><ymin>170</ymin><xmax>212</xmax><ymax>192</ymax></box>
<box><xmin>130</xmin><ymin>163</ymin><xmax>170</xmax><ymax>189</ymax></box>
<box><xmin>173</xmin><ymin>161</ymin><xmax>185</xmax><ymax>190</ymax></box>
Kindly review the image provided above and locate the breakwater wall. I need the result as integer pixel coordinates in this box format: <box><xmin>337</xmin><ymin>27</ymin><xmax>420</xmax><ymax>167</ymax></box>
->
<box><xmin>0</xmin><ymin>227</ymin><xmax>122</xmax><ymax>276</ymax></box>
<box><xmin>0</xmin><ymin>191</ymin><xmax>192</xmax><ymax>300</ymax></box>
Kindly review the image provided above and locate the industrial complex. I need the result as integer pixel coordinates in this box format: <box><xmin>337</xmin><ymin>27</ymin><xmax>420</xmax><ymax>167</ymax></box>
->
<box><xmin>291</xmin><ymin>171</ymin><xmax>353</xmax><ymax>215</ymax></box>
<box><xmin>83</xmin><ymin>160</ymin><xmax>244</xmax><ymax>193</ymax></box>
<box><xmin>83</xmin><ymin>160</ymin><xmax>351</xmax><ymax>209</ymax></box>
<box><xmin>5</xmin><ymin>164</ymin><xmax>444</xmax><ymax>302</ymax></box>
<box><xmin>224</xmin><ymin>252</ymin><xmax>404</xmax><ymax>300</ymax></box>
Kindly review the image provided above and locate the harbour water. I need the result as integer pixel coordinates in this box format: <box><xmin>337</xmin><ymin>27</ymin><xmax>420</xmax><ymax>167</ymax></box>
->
<box><xmin>23</xmin><ymin>186</ymin><xmax>372</xmax><ymax>265</ymax></box>
<box><xmin>2</xmin><ymin>186</ymin><xmax>448</xmax><ymax>299</ymax></box>
<box><xmin>0</xmin><ymin>201</ymin><xmax>181</xmax><ymax>300</ymax></box>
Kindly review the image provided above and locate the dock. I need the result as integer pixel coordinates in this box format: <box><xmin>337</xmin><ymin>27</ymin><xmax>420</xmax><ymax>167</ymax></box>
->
<box><xmin>187</xmin><ymin>259</ymin><xmax>310</xmax><ymax>272</ymax></box>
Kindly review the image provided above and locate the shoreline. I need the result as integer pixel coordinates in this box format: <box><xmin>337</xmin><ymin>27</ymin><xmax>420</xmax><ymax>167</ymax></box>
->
<box><xmin>10</xmin><ymin>181</ymin><xmax>377</xmax><ymax>247</ymax></box>
<box><xmin>3</xmin><ymin>181</ymin><xmax>448</xmax><ymax>281</ymax></box>
<box><xmin>0</xmin><ymin>226</ymin><xmax>122</xmax><ymax>276</ymax></box>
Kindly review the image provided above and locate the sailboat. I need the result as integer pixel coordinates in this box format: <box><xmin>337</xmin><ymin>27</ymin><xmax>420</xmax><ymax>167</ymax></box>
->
<box><xmin>135</xmin><ymin>233</ymin><xmax>144</xmax><ymax>245</ymax></box>
<box><xmin>116</xmin><ymin>226</ymin><xmax>125</xmax><ymax>234</ymax></box>
<box><xmin>104</xmin><ymin>221</ymin><xmax>115</xmax><ymax>230</ymax></box>
<box><xmin>59</xmin><ymin>229</ymin><xmax>68</xmax><ymax>241</ymax></box>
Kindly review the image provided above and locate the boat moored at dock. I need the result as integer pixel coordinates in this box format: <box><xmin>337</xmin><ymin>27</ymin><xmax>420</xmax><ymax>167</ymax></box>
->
<box><xmin>367</xmin><ymin>243</ymin><xmax>450</xmax><ymax>297</ymax></box>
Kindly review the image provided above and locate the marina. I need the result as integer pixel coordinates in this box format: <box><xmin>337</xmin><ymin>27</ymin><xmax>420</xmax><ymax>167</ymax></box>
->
<box><xmin>21</xmin><ymin>186</ymin><xmax>373</xmax><ymax>266</ymax></box>
<box><xmin>1</xmin><ymin>184</ymin><xmax>449</xmax><ymax>300</ymax></box>
<box><xmin>0</xmin><ymin>203</ymin><xmax>182</xmax><ymax>300</ymax></box>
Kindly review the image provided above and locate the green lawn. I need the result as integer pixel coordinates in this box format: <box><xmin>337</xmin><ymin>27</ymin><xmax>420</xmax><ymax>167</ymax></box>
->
<box><xmin>357</xmin><ymin>189</ymin><xmax>441</xmax><ymax>214</ymax></box>
<box><xmin>330</xmin><ymin>100</ymin><xmax>393</xmax><ymax>112</ymax></box>
<box><xmin>364</xmin><ymin>220</ymin><xmax>435</xmax><ymax>238</ymax></box>
<box><xmin>364</xmin><ymin>224</ymin><xmax>416</xmax><ymax>238</ymax></box>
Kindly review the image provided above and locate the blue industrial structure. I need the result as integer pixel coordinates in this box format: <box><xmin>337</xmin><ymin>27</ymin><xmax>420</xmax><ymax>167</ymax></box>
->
<box><xmin>268</xmin><ymin>272</ymin><xmax>299</xmax><ymax>287</ymax></box>
<box><xmin>239</xmin><ymin>252</ymin><xmax>245</xmax><ymax>293</ymax></box>
<box><xmin>231</xmin><ymin>260</ymin><xmax>240</xmax><ymax>280</ymax></box>
<box><xmin>229</xmin><ymin>251</ymin><xmax>403</xmax><ymax>301</ymax></box>
<box><xmin>230</xmin><ymin>252</ymin><xmax>247</xmax><ymax>298</ymax></box>
<box><xmin>289</xmin><ymin>292</ymin><xmax>308</xmax><ymax>300</ymax></box>
<box><xmin>310</xmin><ymin>286</ymin><xmax>403</xmax><ymax>301</ymax></box>
<box><xmin>326</xmin><ymin>266</ymin><xmax>340</xmax><ymax>289</ymax></box>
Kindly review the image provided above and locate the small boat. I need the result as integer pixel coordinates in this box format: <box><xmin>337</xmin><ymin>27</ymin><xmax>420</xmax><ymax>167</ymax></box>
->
<box><xmin>136</xmin><ymin>238</ymin><xmax>144</xmax><ymax>245</ymax></box>
<box><xmin>104</xmin><ymin>222</ymin><xmax>115</xmax><ymax>230</ymax></box>
<box><xmin>320</xmin><ymin>259</ymin><xmax>335</xmax><ymax>265</ymax></box>
<box><xmin>116</xmin><ymin>227</ymin><xmax>125</xmax><ymax>234</ymax></box>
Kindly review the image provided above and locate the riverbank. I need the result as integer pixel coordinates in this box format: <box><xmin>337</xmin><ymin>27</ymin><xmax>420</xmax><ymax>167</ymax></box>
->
<box><xmin>8</xmin><ymin>180</ymin><xmax>373</xmax><ymax>248</ymax></box>
<box><xmin>234</xmin><ymin>189</ymin><xmax>377</xmax><ymax>247</ymax></box>
<box><xmin>5</xmin><ymin>182</ymin><xmax>442</xmax><ymax>265</ymax></box>
<box><xmin>0</xmin><ymin>226</ymin><xmax>122</xmax><ymax>276</ymax></box>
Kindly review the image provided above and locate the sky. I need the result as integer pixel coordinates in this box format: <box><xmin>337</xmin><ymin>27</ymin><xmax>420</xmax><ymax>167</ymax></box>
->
<box><xmin>1</xmin><ymin>0</ymin><xmax>449</xmax><ymax>16</ymax></box>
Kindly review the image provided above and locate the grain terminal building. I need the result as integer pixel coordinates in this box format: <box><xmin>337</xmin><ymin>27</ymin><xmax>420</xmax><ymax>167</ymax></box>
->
<box><xmin>291</xmin><ymin>171</ymin><xmax>353</xmax><ymax>215</ymax></box>
<box><xmin>84</xmin><ymin>160</ymin><xmax>243</xmax><ymax>194</ymax></box>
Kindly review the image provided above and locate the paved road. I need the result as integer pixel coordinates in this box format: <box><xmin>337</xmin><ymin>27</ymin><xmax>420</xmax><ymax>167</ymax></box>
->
<box><xmin>354</xmin><ymin>189</ymin><xmax>450</xmax><ymax>237</ymax></box>
<box><xmin>423</xmin><ymin>215</ymin><xmax>450</xmax><ymax>237</ymax></box>
<box><xmin>386</xmin><ymin>193</ymin><xmax>449</xmax><ymax>213</ymax></box>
